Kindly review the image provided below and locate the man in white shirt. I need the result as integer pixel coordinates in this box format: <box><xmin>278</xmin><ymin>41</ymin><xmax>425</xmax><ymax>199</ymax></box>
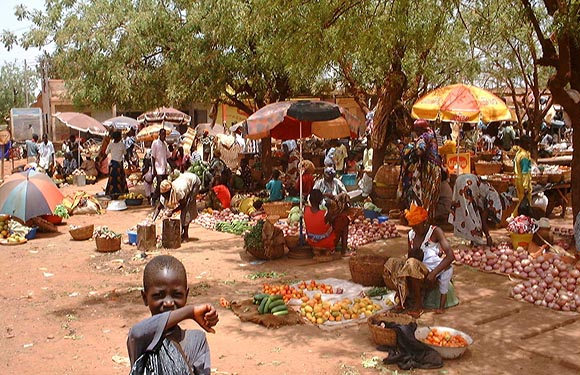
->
<box><xmin>37</xmin><ymin>133</ymin><xmax>55</xmax><ymax>173</ymax></box>
<box><xmin>150</xmin><ymin>128</ymin><xmax>170</xmax><ymax>203</ymax></box>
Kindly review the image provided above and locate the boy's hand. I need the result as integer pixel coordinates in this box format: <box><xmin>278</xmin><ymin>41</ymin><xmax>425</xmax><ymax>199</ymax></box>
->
<box><xmin>193</xmin><ymin>304</ymin><xmax>219</xmax><ymax>333</ymax></box>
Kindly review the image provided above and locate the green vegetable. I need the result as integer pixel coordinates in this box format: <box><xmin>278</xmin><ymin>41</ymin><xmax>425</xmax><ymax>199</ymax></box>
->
<box><xmin>273</xmin><ymin>310</ymin><xmax>289</xmax><ymax>316</ymax></box>
<box><xmin>270</xmin><ymin>304</ymin><xmax>288</xmax><ymax>313</ymax></box>
<box><xmin>54</xmin><ymin>204</ymin><xmax>70</xmax><ymax>219</ymax></box>
<box><xmin>243</xmin><ymin>219</ymin><xmax>264</xmax><ymax>250</ymax></box>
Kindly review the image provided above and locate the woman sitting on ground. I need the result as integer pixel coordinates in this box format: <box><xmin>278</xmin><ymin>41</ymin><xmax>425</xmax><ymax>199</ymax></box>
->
<box><xmin>303</xmin><ymin>189</ymin><xmax>352</xmax><ymax>257</ymax></box>
<box><xmin>383</xmin><ymin>204</ymin><xmax>456</xmax><ymax>316</ymax></box>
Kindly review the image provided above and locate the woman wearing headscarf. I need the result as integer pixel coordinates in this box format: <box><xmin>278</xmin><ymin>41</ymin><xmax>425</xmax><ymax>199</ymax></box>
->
<box><xmin>383</xmin><ymin>204</ymin><xmax>456</xmax><ymax>316</ymax></box>
<box><xmin>313</xmin><ymin>167</ymin><xmax>347</xmax><ymax>197</ymax></box>
<box><xmin>103</xmin><ymin>131</ymin><xmax>128</xmax><ymax>198</ymax></box>
<box><xmin>397</xmin><ymin>119</ymin><xmax>443</xmax><ymax>221</ymax></box>
<box><xmin>153</xmin><ymin>172</ymin><xmax>201</xmax><ymax>242</ymax></box>
<box><xmin>449</xmin><ymin>174</ymin><xmax>510</xmax><ymax>246</ymax></box>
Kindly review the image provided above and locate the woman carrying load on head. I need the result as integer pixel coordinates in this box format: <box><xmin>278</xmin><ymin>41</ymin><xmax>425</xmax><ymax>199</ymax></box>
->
<box><xmin>397</xmin><ymin>119</ymin><xmax>442</xmax><ymax>221</ymax></box>
<box><xmin>103</xmin><ymin>131</ymin><xmax>128</xmax><ymax>198</ymax></box>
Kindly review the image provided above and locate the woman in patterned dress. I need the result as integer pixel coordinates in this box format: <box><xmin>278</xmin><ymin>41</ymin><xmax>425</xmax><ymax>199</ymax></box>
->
<box><xmin>449</xmin><ymin>173</ymin><xmax>508</xmax><ymax>246</ymax></box>
<box><xmin>398</xmin><ymin>119</ymin><xmax>443</xmax><ymax>220</ymax></box>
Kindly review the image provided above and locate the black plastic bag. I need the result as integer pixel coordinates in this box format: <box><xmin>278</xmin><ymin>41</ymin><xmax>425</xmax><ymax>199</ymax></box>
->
<box><xmin>130</xmin><ymin>339</ymin><xmax>194</xmax><ymax>375</ymax></box>
<box><xmin>518</xmin><ymin>194</ymin><xmax>532</xmax><ymax>217</ymax></box>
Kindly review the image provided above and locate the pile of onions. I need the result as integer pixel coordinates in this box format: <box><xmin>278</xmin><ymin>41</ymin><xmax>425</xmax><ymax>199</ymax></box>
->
<box><xmin>194</xmin><ymin>208</ymin><xmax>250</xmax><ymax>230</ymax></box>
<box><xmin>276</xmin><ymin>215</ymin><xmax>400</xmax><ymax>249</ymax></box>
<box><xmin>347</xmin><ymin>216</ymin><xmax>400</xmax><ymax>249</ymax></box>
<box><xmin>455</xmin><ymin>243</ymin><xmax>580</xmax><ymax>312</ymax></box>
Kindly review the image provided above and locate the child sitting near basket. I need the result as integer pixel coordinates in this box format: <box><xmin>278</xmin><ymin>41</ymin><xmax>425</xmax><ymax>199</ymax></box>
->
<box><xmin>265</xmin><ymin>169</ymin><xmax>284</xmax><ymax>202</ymax></box>
<box><xmin>127</xmin><ymin>255</ymin><xmax>219</xmax><ymax>375</ymax></box>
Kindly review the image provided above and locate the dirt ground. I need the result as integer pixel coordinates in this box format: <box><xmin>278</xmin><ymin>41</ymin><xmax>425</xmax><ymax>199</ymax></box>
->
<box><xmin>1</xmin><ymin>158</ymin><xmax>579</xmax><ymax>375</ymax></box>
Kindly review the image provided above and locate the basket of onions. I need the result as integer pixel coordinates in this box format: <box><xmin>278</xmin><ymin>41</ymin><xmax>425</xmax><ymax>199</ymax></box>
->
<box><xmin>506</xmin><ymin>215</ymin><xmax>538</xmax><ymax>250</ymax></box>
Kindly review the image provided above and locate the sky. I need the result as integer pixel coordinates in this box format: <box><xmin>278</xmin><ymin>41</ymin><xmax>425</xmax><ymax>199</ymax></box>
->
<box><xmin>0</xmin><ymin>0</ymin><xmax>49</xmax><ymax>68</ymax></box>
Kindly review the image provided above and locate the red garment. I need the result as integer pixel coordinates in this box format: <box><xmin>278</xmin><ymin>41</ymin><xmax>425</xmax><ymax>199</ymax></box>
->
<box><xmin>296</xmin><ymin>173</ymin><xmax>315</xmax><ymax>196</ymax></box>
<box><xmin>303</xmin><ymin>206</ymin><xmax>336</xmax><ymax>249</ymax></box>
<box><xmin>212</xmin><ymin>185</ymin><xmax>231</xmax><ymax>209</ymax></box>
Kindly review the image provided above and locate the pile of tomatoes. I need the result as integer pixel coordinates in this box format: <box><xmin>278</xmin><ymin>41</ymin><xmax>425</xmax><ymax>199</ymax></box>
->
<box><xmin>262</xmin><ymin>280</ymin><xmax>335</xmax><ymax>304</ymax></box>
<box><xmin>423</xmin><ymin>328</ymin><xmax>469</xmax><ymax>348</ymax></box>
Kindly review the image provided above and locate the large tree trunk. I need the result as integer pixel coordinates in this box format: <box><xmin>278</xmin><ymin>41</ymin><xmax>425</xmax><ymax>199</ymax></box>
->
<box><xmin>261</xmin><ymin>137</ymin><xmax>272</xmax><ymax>181</ymax></box>
<box><xmin>370</xmin><ymin>64</ymin><xmax>407</xmax><ymax>177</ymax></box>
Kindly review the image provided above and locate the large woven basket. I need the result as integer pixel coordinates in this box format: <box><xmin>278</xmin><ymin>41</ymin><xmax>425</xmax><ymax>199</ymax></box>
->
<box><xmin>69</xmin><ymin>224</ymin><xmax>94</xmax><ymax>241</ymax></box>
<box><xmin>349</xmin><ymin>255</ymin><xmax>387</xmax><ymax>286</ymax></box>
<box><xmin>368</xmin><ymin>311</ymin><xmax>415</xmax><ymax>346</ymax></box>
<box><xmin>373</xmin><ymin>197</ymin><xmax>398</xmax><ymax>213</ymax></box>
<box><xmin>95</xmin><ymin>236</ymin><xmax>122</xmax><ymax>252</ymax></box>
<box><xmin>263</xmin><ymin>201</ymin><xmax>292</xmax><ymax>218</ymax></box>
<box><xmin>474</xmin><ymin>161</ymin><xmax>502</xmax><ymax>176</ymax></box>
<box><xmin>284</xmin><ymin>235</ymin><xmax>300</xmax><ymax>249</ymax></box>
<box><xmin>373</xmin><ymin>184</ymin><xmax>398</xmax><ymax>199</ymax></box>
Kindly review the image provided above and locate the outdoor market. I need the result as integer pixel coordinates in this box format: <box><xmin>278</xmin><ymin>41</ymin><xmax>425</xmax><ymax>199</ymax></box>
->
<box><xmin>0</xmin><ymin>81</ymin><xmax>579</xmax><ymax>374</ymax></box>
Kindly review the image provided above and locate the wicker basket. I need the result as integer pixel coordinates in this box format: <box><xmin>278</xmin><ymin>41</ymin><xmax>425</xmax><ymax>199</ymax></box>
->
<box><xmin>561</xmin><ymin>169</ymin><xmax>571</xmax><ymax>182</ymax></box>
<box><xmin>532</xmin><ymin>174</ymin><xmax>549</xmax><ymax>185</ymax></box>
<box><xmin>69</xmin><ymin>224</ymin><xmax>94</xmax><ymax>241</ymax></box>
<box><xmin>547</xmin><ymin>173</ymin><xmax>563</xmax><ymax>183</ymax></box>
<box><xmin>478</xmin><ymin>152</ymin><xmax>495</xmax><ymax>161</ymax></box>
<box><xmin>263</xmin><ymin>201</ymin><xmax>292</xmax><ymax>218</ymax></box>
<box><xmin>487</xmin><ymin>179</ymin><xmax>509</xmax><ymax>194</ymax></box>
<box><xmin>349</xmin><ymin>255</ymin><xmax>387</xmax><ymax>286</ymax></box>
<box><xmin>266</xmin><ymin>215</ymin><xmax>281</xmax><ymax>224</ymax></box>
<box><xmin>373</xmin><ymin>184</ymin><xmax>398</xmax><ymax>199</ymax></box>
<box><xmin>285</xmin><ymin>235</ymin><xmax>300</xmax><ymax>249</ymax></box>
<box><xmin>368</xmin><ymin>311</ymin><xmax>415</xmax><ymax>346</ymax></box>
<box><xmin>95</xmin><ymin>236</ymin><xmax>122</xmax><ymax>252</ymax></box>
<box><xmin>373</xmin><ymin>197</ymin><xmax>398</xmax><ymax>213</ymax></box>
<box><xmin>474</xmin><ymin>161</ymin><xmax>503</xmax><ymax>176</ymax></box>
<box><xmin>388</xmin><ymin>209</ymin><xmax>401</xmax><ymax>219</ymax></box>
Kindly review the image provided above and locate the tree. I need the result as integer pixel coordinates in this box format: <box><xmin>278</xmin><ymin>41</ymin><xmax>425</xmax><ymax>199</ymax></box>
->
<box><xmin>0</xmin><ymin>61</ymin><xmax>39</xmax><ymax>122</ymax></box>
<box><xmin>261</xmin><ymin>0</ymin><xmax>477</xmax><ymax>173</ymax></box>
<box><xmin>520</xmin><ymin>0</ymin><xmax>580</xmax><ymax>220</ymax></box>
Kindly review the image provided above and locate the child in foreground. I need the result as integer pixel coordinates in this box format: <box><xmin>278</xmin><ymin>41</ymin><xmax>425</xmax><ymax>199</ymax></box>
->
<box><xmin>127</xmin><ymin>255</ymin><xmax>219</xmax><ymax>374</ymax></box>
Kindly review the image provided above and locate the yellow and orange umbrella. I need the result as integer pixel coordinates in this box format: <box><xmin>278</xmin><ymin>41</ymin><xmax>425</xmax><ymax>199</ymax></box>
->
<box><xmin>411</xmin><ymin>84</ymin><xmax>513</xmax><ymax>123</ymax></box>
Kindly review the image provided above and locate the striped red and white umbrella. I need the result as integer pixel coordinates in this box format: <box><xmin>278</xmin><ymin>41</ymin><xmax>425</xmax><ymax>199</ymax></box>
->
<box><xmin>137</xmin><ymin>107</ymin><xmax>191</xmax><ymax>126</ymax></box>
<box><xmin>245</xmin><ymin>100</ymin><xmax>364</xmax><ymax>140</ymax></box>
<box><xmin>0</xmin><ymin>170</ymin><xmax>64</xmax><ymax>222</ymax></box>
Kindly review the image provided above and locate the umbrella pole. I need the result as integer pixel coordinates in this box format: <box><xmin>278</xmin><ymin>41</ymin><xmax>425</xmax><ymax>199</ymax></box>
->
<box><xmin>299</xmin><ymin>123</ymin><xmax>305</xmax><ymax>246</ymax></box>
<box><xmin>78</xmin><ymin>130</ymin><xmax>81</xmax><ymax>167</ymax></box>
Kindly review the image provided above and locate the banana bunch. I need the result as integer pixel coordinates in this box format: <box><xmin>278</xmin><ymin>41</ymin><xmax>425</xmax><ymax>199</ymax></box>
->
<box><xmin>119</xmin><ymin>192</ymin><xmax>145</xmax><ymax>199</ymax></box>
<box><xmin>253</xmin><ymin>293</ymin><xmax>289</xmax><ymax>316</ymax></box>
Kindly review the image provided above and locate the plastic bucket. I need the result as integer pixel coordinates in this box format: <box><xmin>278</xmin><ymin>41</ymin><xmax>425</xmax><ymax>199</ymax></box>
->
<box><xmin>364</xmin><ymin>210</ymin><xmax>380</xmax><ymax>220</ymax></box>
<box><xmin>25</xmin><ymin>226</ymin><xmax>38</xmax><ymax>240</ymax></box>
<box><xmin>510</xmin><ymin>232</ymin><xmax>533</xmax><ymax>250</ymax></box>
<box><xmin>377</xmin><ymin>216</ymin><xmax>389</xmax><ymax>224</ymax></box>
<box><xmin>127</xmin><ymin>231</ymin><xmax>137</xmax><ymax>245</ymax></box>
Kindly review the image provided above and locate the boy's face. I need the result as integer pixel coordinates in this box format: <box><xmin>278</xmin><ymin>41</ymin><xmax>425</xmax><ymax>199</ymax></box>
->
<box><xmin>141</xmin><ymin>267</ymin><xmax>189</xmax><ymax>316</ymax></box>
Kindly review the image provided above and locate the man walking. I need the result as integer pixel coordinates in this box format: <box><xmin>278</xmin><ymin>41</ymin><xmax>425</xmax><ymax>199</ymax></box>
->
<box><xmin>151</xmin><ymin>128</ymin><xmax>170</xmax><ymax>204</ymax></box>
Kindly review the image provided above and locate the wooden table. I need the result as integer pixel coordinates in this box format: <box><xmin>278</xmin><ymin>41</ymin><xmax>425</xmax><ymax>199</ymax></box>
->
<box><xmin>537</xmin><ymin>155</ymin><xmax>572</xmax><ymax>166</ymax></box>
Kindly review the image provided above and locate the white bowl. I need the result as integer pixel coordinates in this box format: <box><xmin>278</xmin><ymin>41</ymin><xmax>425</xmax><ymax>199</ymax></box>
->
<box><xmin>107</xmin><ymin>200</ymin><xmax>127</xmax><ymax>211</ymax></box>
<box><xmin>415</xmin><ymin>326</ymin><xmax>473</xmax><ymax>359</ymax></box>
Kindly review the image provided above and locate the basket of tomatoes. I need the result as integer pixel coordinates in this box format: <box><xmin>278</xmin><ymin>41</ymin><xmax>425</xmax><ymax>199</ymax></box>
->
<box><xmin>414</xmin><ymin>326</ymin><xmax>473</xmax><ymax>359</ymax></box>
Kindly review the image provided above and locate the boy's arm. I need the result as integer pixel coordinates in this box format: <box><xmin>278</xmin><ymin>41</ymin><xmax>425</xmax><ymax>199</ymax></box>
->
<box><xmin>166</xmin><ymin>304</ymin><xmax>219</xmax><ymax>334</ymax></box>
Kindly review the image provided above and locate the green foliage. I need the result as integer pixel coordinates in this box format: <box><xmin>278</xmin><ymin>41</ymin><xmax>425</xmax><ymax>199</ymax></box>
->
<box><xmin>0</xmin><ymin>62</ymin><xmax>40</xmax><ymax>121</ymax></box>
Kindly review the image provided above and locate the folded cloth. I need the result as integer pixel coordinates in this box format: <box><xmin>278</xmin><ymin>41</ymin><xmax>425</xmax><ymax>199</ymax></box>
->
<box><xmin>378</xmin><ymin>322</ymin><xmax>443</xmax><ymax>370</ymax></box>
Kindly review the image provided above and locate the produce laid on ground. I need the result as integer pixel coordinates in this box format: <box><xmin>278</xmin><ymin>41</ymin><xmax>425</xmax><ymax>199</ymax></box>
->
<box><xmin>0</xmin><ymin>215</ymin><xmax>32</xmax><ymax>243</ymax></box>
<box><xmin>253</xmin><ymin>294</ymin><xmax>289</xmax><ymax>316</ymax></box>
<box><xmin>195</xmin><ymin>209</ymin><xmax>250</xmax><ymax>230</ymax></box>
<box><xmin>455</xmin><ymin>243</ymin><xmax>580</xmax><ymax>312</ymax></box>
<box><xmin>215</xmin><ymin>220</ymin><xmax>253</xmax><ymax>235</ymax></box>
